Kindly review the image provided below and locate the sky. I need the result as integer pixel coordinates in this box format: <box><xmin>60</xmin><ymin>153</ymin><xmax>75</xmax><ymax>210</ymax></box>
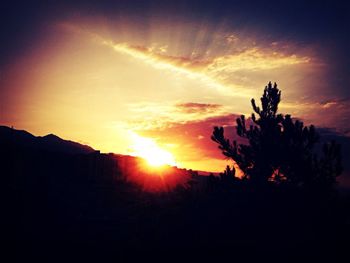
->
<box><xmin>1</xmin><ymin>0</ymin><xmax>350</xmax><ymax>174</ymax></box>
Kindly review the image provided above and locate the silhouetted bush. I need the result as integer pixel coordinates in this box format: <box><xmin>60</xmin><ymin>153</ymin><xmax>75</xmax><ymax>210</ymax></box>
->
<box><xmin>212</xmin><ymin>82</ymin><xmax>342</xmax><ymax>190</ymax></box>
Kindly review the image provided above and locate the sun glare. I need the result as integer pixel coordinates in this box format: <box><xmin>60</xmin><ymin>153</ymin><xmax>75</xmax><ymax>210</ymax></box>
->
<box><xmin>130</xmin><ymin>133</ymin><xmax>177</xmax><ymax>167</ymax></box>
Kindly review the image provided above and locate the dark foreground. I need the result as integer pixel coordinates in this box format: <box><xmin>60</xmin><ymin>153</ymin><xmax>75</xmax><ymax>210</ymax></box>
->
<box><xmin>2</xmin><ymin>141</ymin><xmax>350</xmax><ymax>262</ymax></box>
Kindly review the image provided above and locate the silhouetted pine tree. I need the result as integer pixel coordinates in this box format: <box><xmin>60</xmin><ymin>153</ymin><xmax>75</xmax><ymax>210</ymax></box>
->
<box><xmin>219</xmin><ymin>165</ymin><xmax>236</xmax><ymax>183</ymax></box>
<box><xmin>211</xmin><ymin>82</ymin><xmax>342</xmax><ymax>189</ymax></box>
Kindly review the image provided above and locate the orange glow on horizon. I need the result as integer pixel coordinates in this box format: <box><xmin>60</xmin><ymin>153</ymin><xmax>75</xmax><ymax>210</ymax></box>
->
<box><xmin>117</xmin><ymin>154</ymin><xmax>189</xmax><ymax>192</ymax></box>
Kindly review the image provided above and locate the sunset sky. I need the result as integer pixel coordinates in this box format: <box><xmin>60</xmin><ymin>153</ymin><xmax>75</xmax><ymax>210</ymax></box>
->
<box><xmin>1</xmin><ymin>1</ymin><xmax>349</xmax><ymax>172</ymax></box>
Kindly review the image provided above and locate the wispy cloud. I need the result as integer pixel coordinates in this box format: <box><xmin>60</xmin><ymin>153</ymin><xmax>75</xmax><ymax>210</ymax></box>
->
<box><xmin>97</xmin><ymin>37</ymin><xmax>312</xmax><ymax>100</ymax></box>
<box><xmin>103</xmin><ymin>41</ymin><xmax>242</xmax><ymax>97</ymax></box>
<box><xmin>104</xmin><ymin>40</ymin><xmax>310</xmax><ymax>73</ymax></box>
<box><xmin>206</xmin><ymin>48</ymin><xmax>310</xmax><ymax>73</ymax></box>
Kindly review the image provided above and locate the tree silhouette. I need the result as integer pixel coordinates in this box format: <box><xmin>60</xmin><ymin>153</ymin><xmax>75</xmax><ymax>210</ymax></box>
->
<box><xmin>211</xmin><ymin>82</ymin><xmax>342</xmax><ymax>189</ymax></box>
<box><xmin>220</xmin><ymin>165</ymin><xmax>236</xmax><ymax>183</ymax></box>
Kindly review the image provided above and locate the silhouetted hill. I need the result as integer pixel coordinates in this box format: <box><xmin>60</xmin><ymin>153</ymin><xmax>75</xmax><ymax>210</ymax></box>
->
<box><xmin>0</xmin><ymin>125</ymin><xmax>95</xmax><ymax>154</ymax></box>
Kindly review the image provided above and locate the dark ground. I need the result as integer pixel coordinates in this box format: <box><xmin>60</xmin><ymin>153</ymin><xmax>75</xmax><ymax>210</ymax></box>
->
<box><xmin>1</xmin><ymin>131</ymin><xmax>350</xmax><ymax>262</ymax></box>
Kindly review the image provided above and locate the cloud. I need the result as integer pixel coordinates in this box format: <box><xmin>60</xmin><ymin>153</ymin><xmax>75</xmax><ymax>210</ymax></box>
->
<box><xmin>124</xmin><ymin>101</ymin><xmax>230</xmax><ymax>131</ymax></box>
<box><xmin>97</xmin><ymin>36</ymin><xmax>314</xmax><ymax>99</ymax></box>
<box><xmin>175</xmin><ymin>102</ymin><xmax>222</xmax><ymax>114</ymax></box>
<box><xmin>206</xmin><ymin>48</ymin><xmax>310</xmax><ymax>73</ymax></box>
<box><xmin>108</xmin><ymin>41</ymin><xmax>311</xmax><ymax>75</ymax></box>
<box><xmin>289</xmin><ymin>98</ymin><xmax>350</xmax><ymax>135</ymax></box>
<box><xmin>122</xmin><ymin>44</ymin><xmax>212</xmax><ymax>69</ymax></box>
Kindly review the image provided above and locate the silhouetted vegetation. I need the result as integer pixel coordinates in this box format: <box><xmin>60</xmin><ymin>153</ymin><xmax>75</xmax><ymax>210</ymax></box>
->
<box><xmin>1</xmin><ymin>90</ymin><xmax>349</xmax><ymax>263</ymax></box>
<box><xmin>212</xmin><ymin>82</ymin><xmax>342</xmax><ymax>191</ymax></box>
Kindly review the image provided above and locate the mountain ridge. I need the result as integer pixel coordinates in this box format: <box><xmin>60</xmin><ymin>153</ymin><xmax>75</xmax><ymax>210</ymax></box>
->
<box><xmin>0</xmin><ymin>125</ymin><xmax>95</xmax><ymax>155</ymax></box>
<box><xmin>0</xmin><ymin>125</ymin><xmax>220</xmax><ymax>175</ymax></box>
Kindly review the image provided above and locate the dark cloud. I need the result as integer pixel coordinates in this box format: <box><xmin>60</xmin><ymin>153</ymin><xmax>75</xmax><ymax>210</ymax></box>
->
<box><xmin>176</xmin><ymin>102</ymin><xmax>222</xmax><ymax>114</ymax></box>
<box><xmin>304</xmin><ymin>98</ymin><xmax>350</xmax><ymax>135</ymax></box>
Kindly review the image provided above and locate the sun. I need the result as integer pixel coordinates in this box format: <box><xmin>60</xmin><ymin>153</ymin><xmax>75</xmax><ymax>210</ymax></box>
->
<box><xmin>129</xmin><ymin>133</ymin><xmax>177</xmax><ymax>167</ymax></box>
<box><xmin>144</xmin><ymin>149</ymin><xmax>176</xmax><ymax>167</ymax></box>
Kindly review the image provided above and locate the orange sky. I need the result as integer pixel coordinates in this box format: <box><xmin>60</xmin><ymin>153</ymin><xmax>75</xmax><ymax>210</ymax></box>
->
<box><xmin>0</xmin><ymin>17</ymin><xmax>345</xmax><ymax>172</ymax></box>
